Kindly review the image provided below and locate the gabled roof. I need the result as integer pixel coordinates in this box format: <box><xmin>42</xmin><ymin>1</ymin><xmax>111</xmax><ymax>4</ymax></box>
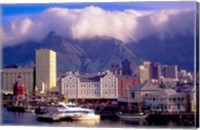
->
<box><xmin>179</xmin><ymin>86</ymin><xmax>196</xmax><ymax>93</ymax></box>
<box><xmin>130</xmin><ymin>82</ymin><xmax>162</xmax><ymax>91</ymax></box>
<box><xmin>79</xmin><ymin>74</ymin><xmax>106</xmax><ymax>82</ymax></box>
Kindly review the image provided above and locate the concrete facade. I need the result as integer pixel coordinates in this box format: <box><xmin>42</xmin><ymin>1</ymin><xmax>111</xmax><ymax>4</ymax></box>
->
<box><xmin>35</xmin><ymin>49</ymin><xmax>57</xmax><ymax>93</ymax></box>
<box><xmin>1</xmin><ymin>68</ymin><xmax>34</xmax><ymax>93</ymax></box>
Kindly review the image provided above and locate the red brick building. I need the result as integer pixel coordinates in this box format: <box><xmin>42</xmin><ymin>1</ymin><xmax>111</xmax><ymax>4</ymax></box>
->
<box><xmin>118</xmin><ymin>76</ymin><xmax>140</xmax><ymax>98</ymax></box>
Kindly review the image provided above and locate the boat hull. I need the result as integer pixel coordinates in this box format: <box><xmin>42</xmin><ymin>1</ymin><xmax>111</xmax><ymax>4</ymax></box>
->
<box><xmin>72</xmin><ymin>114</ymin><xmax>100</xmax><ymax>120</ymax></box>
<box><xmin>116</xmin><ymin>113</ymin><xmax>149</xmax><ymax>120</ymax></box>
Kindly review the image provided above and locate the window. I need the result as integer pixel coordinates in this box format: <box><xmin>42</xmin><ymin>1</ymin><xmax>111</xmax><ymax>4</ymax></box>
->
<box><xmin>131</xmin><ymin>92</ymin><xmax>135</xmax><ymax>98</ymax></box>
<box><xmin>178</xmin><ymin>104</ymin><xmax>180</xmax><ymax>110</ymax></box>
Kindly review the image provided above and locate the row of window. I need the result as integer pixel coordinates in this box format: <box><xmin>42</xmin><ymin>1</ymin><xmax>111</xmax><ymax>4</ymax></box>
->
<box><xmin>63</xmin><ymin>83</ymin><xmax>116</xmax><ymax>88</ymax></box>
<box><xmin>80</xmin><ymin>83</ymin><xmax>99</xmax><ymax>88</ymax></box>
<box><xmin>63</xmin><ymin>90</ymin><xmax>116</xmax><ymax>96</ymax></box>
<box><xmin>151</xmin><ymin>104</ymin><xmax>184</xmax><ymax>110</ymax></box>
<box><xmin>151</xmin><ymin>97</ymin><xmax>185</xmax><ymax>102</ymax></box>
<box><xmin>103</xmin><ymin>84</ymin><xmax>115</xmax><ymax>88</ymax></box>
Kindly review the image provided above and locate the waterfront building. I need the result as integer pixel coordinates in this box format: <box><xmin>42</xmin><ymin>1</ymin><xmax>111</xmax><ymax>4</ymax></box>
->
<box><xmin>35</xmin><ymin>49</ymin><xmax>57</xmax><ymax>93</ymax></box>
<box><xmin>117</xmin><ymin>82</ymin><xmax>162</xmax><ymax>107</ymax></box>
<box><xmin>121</xmin><ymin>59</ymin><xmax>132</xmax><ymax>76</ymax></box>
<box><xmin>59</xmin><ymin>71</ymin><xmax>118</xmax><ymax>100</ymax></box>
<box><xmin>180</xmin><ymin>86</ymin><xmax>196</xmax><ymax>112</ymax></box>
<box><xmin>117</xmin><ymin>76</ymin><xmax>140</xmax><ymax>98</ymax></box>
<box><xmin>1</xmin><ymin>68</ymin><xmax>34</xmax><ymax>93</ymax></box>
<box><xmin>118</xmin><ymin>82</ymin><xmax>194</xmax><ymax>113</ymax></box>
<box><xmin>145</xmin><ymin>89</ymin><xmax>187</xmax><ymax>112</ymax></box>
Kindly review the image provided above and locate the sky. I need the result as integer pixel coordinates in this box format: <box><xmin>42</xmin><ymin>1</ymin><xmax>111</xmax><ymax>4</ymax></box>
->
<box><xmin>1</xmin><ymin>2</ymin><xmax>196</xmax><ymax>15</ymax></box>
<box><xmin>0</xmin><ymin>1</ymin><xmax>197</xmax><ymax>46</ymax></box>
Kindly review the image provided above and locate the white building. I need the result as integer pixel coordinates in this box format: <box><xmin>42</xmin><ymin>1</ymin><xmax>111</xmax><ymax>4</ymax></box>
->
<box><xmin>59</xmin><ymin>71</ymin><xmax>118</xmax><ymax>99</ymax></box>
<box><xmin>35</xmin><ymin>49</ymin><xmax>57</xmax><ymax>93</ymax></box>
<box><xmin>180</xmin><ymin>86</ymin><xmax>196</xmax><ymax>112</ymax></box>
<box><xmin>145</xmin><ymin>89</ymin><xmax>187</xmax><ymax>113</ymax></box>
<box><xmin>118</xmin><ymin>82</ymin><xmax>191</xmax><ymax>113</ymax></box>
<box><xmin>1</xmin><ymin>68</ymin><xmax>34</xmax><ymax>93</ymax></box>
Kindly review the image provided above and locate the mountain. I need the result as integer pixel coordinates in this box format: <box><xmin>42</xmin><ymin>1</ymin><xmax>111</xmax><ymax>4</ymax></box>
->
<box><xmin>2</xmin><ymin>31</ymin><xmax>142</xmax><ymax>76</ymax></box>
<box><xmin>3</xmin><ymin>31</ymin><xmax>195</xmax><ymax>77</ymax></box>
<box><xmin>74</xmin><ymin>37</ymin><xmax>142</xmax><ymax>72</ymax></box>
<box><xmin>126</xmin><ymin>34</ymin><xmax>194</xmax><ymax>71</ymax></box>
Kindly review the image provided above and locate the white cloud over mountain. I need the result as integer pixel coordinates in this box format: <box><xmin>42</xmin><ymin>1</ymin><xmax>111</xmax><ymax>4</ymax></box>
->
<box><xmin>2</xmin><ymin>6</ymin><xmax>195</xmax><ymax>46</ymax></box>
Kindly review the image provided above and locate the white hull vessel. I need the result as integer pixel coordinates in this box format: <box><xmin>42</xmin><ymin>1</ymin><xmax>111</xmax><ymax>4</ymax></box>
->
<box><xmin>37</xmin><ymin>102</ymin><xmax>100</xmax><ymax>122</ymax></box>
<box><xmin>116</xmin><ymin>112</ymin><xmax>149</xmax><ymax>120</ymax></box>
<box><xmin>72</xmin><ymin>113</ymin><xmax>100</xmax><ymax>120</ymax></box>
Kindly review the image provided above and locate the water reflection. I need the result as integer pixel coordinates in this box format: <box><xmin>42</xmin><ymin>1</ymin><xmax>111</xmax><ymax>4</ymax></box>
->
<box><xmin>1</xmin><ymin>107</ymin><xmax>196</xmax><ymax>128</ymax></box>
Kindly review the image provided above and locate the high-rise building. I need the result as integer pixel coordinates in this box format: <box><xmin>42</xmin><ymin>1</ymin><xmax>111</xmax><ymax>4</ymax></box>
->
<box><xmin>162</xmin><ymin>65</ymin><xmax>178</xmax><ymax>79</ymax></box>
<box><xmin>139</xmin><ymin>65</ymin><xmax>150</xmax><ymax>83</ymax></box>
<box><xmin>149</xmin><ymin>62</ymin><xmax>161</xmax><ymax>80</ymax></box>
<box><xmin>121</xmin><ymin>59</ymin><xmax>132</xmax><ymax>76</ymax></box>
<box><xmin>139</xmin><ymin>61</ymin><xmax>161</xmax><ymax>82</ymax></box>
<box><xmin>111</xmin><ymin>64</ymin><xmax>122</xmax><ymax>75</ymax></box>
<box><xmin>36</xmin><ymin>49</ymin><xmax>57</xmax><ymax>93</ymax></box>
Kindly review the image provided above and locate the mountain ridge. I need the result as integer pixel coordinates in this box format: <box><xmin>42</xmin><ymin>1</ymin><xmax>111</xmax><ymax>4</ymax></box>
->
<box><xmin>3</xmin><ymin>31</ymin><xmax>194</xmax><ymax>77</ymax></box>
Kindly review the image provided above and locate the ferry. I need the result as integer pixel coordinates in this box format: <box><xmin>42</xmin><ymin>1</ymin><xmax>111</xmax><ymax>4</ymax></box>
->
<box><xmin>37</xmin><ymin>102</ymin><xmax>100</xmax><ymax>122</ymax></box>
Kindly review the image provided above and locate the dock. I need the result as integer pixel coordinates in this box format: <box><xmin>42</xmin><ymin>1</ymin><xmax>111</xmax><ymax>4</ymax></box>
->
<box><xmin>147</xmin><ymin>112</ymin><xmax>195</xmax><ymax>121</ymax></box>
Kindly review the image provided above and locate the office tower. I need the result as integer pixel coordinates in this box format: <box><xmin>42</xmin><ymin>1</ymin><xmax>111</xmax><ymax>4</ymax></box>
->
<box><xmin>162</xmin><ymin>65</ymin><xmax>178</xmax><ymax>79</ymax></box>
<box><xmin>36</xmin><ymin>49</ymin><xmax>56</xmax><ymax>93</ymax></box>
<box><xmin>121</xmin><ymin>59</ymin><xmax>132</xmax><ymax>76</ymax></box>
<box><xmin>149</xmin><ymin>62</ymin><xmax>161</xmax><ymax>80</ymax></box>
<box><xmin>139</xmin><ymin>65</ymin><xmax>150</xmax><ymax>82</ymax></box>
<box><xmin>111</xmin><ymin>64</ymin><xmax>122</xmax><ymax>75</ymax></box>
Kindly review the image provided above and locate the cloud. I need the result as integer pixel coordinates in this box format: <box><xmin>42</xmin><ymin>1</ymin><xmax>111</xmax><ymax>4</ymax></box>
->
<box><xmin>2</xmin><ymin>6</ymin><xmax>195</xmax><ymax>46</ymax></box>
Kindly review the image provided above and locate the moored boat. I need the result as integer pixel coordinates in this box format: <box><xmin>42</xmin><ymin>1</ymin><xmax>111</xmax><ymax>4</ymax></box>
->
<box><xmin>37</xmin><ymin>102</ymin><xmax>100</xmax><ymax>122</ymax></box>
<box><xmin>71</xmin><ymin>109</ymin><xmax>100</xmax><ymax>120</ymax></box>
<box><xmin>116</xmin><ymin>112</ymin><xmax>149</xmax><ymax>120</ymax></box>
<box><xmin>24</xmin><ymin>107</ymin><xmax>35</xmax><ymax>113</ymax></box>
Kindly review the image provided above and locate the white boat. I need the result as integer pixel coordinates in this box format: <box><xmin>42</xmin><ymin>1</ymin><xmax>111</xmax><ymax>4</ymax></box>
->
<box><xmin>38</xmin><ymin>102</ymin><xmax>100</xmax><ymax>121</ymax></box>
<box><xmin>71</xmin><ymin>109</ymin><xmax>100</xmax><ymax>120</ymax></box>
<box><xmin>24</xmin><ymin>107</ymin><xmax>35</xmax><ymax>113</ymax></box>
<box><xmin>116</xmin><ymin>112</ymin><xmax>149</xmax><ymax>120</ymax></box>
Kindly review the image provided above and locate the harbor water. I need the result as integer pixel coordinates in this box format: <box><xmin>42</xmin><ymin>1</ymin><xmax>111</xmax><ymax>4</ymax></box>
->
<box><xmin>1</xmin><ymin>107</ymin><xmax>195</xmax><ymax>128</ymax></box>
